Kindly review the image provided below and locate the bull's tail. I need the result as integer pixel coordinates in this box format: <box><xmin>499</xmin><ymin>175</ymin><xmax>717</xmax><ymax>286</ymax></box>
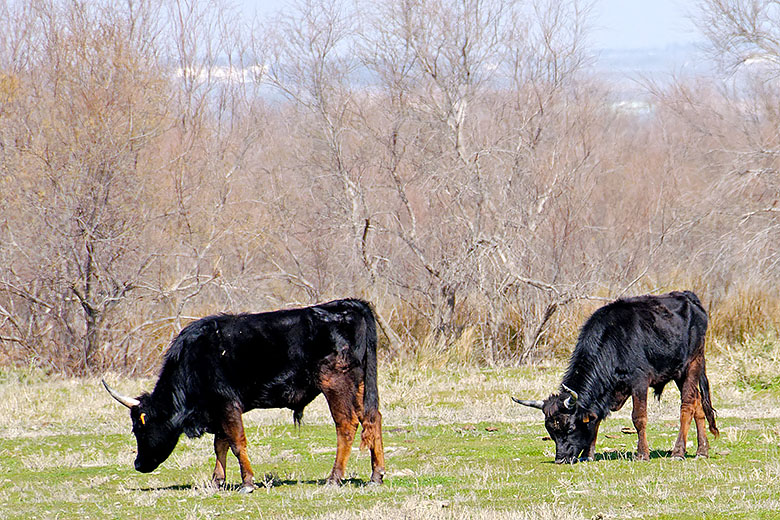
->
<box><xmin>358</xmin><ymin>301</ymin><xmax>382</xmax><ymax>452</ymax></box>
<box><xmin>699</xmin><ymin>359</ymin><xmax>719</xmax><ymax>438</ymax></box>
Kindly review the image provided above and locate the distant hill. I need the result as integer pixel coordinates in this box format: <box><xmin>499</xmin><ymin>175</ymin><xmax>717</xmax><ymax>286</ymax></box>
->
<box><xmin>593</xmin><ymin>43</ymin><xmax>714</xmax><ymax>99</ymax></box>
<box><xmin>596</xmin><ymin>43</ymin><xmax>711</xmax><ymax>75</ymax></box>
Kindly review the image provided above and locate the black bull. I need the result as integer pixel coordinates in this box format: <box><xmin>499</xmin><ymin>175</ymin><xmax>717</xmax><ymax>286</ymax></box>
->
<box><xmin>103</xmin><ymin>299</ymin><xmax>385</xmax><ymax>492</ymax></box>
<box><xmin>514</xmin><ymin>291</ymin><xmax>719</xmax><ymax>463</ymax></box>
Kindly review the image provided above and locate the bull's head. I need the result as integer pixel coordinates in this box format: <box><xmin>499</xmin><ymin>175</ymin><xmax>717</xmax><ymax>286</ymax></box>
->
<box><xmin>512</xmin><ymin>384</ymin><xmax>599</xmax><ymax>464</ymax></box>
<box><xmin>102</xmin><ymin>379</ymin><xmax>180</xmax><ymax>473</ymax></box>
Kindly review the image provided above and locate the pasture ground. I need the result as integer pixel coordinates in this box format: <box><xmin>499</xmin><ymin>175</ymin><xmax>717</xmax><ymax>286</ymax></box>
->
<box><xmin>2</xmin><ymin>338</ymin><xmax>780</xmax><ymax>519</ymax></box>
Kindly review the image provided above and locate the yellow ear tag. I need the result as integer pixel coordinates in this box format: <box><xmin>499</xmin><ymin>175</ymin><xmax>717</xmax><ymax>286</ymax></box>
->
<box><xmin>582</xmin><ymin>416</ymin><xmax>589</xmax><ymax>423</ymax></box>
<box><xmin>140</xmin><ymin>413</ymin><xmax>146</xmax><ymax>425</ymax></box>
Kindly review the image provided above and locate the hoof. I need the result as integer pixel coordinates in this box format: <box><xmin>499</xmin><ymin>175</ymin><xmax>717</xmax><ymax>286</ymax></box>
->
<box><xmin>634</xmin><ymin>453</ymin><xmax>650</xmax><ymax>462</ymax></box>
<box><xmin>325</xmin><ymin>477</ymin><xmax>342</xmax><ymax>487</ymax></box>
<box><xmin>695</xmin><ymin>452</ymin><xmax>709</xmax><ymax>459</ymax></box>
<box><xmin>237</xmin><ymin>484</ymin><xmax>256</xmax><ymax>494</ymax></box>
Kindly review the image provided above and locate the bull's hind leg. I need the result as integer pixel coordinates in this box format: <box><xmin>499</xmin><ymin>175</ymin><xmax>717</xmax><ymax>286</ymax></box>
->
<box><xmin>321</xmin><ymin>373</ymin><xmax>360</xmax><ymax>485</ymax></box>
<box><xmin>672</xmin><ymin>364</ymin><xmax>702</xmax><ymax>459</ymax></box>
<box><xmin>672</xmin><ymin>399</ymin><xmax>695</xmax><ymax>459</ymax></box>
<box><xmin>356</xmin><ymin>382</ymin><xmax>386</xmax><ymax>484</ymax></box>
<box><xmin>361</xmin><ymin>413</ymin><xmax>385</xmax><ymax>484</ymax></box>
<box><xmin>693</xmin><ymin>397</ymin><xmax>710</xmax><ymax>458</ymax></box>
<box><xmin>212</xmin><ymin>434</ymin><xmax>229</xmax><ymax>487</ymax></box>
<box><xmin>222</xmin><ymin>404</ymin><xmax>256</xmax><ymax>493</ymax></box>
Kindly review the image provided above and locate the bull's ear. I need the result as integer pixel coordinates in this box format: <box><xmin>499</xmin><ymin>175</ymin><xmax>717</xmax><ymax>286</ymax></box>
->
<box><xmin>581</xmin><ymin>412</ymin><xmax>597</xmax><ymax>424</ymax></box>
<box><xmin>511</xmin><ymin>397</ymin><xmax>544</xmax><ymax>410</ymax></box>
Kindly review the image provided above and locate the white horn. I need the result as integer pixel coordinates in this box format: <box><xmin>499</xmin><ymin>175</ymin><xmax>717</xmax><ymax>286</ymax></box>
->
<box><xmin>561</xmin><ymin>384</ymin><xmax>579</xmax><ymax>409</ymax></box>
<box><xmin>102</xmin><ymin>379</ymin><xmax>140</xmax><ymax>408</ymax></box>
<box><xmin>512</xmin><ymin>397</ymin><xmax>545</xmax><ymax>410</ymax></box>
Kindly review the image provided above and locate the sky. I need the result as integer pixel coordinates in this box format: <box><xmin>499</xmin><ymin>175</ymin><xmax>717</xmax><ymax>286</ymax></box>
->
<box><xmin>238</xmin><ymin>0</ymin><xmax>704</xmax><ymax>51</ymax></box>
<box><xmin>591</xmin><ymin>0</ymin><xmax>702</xmax><ymax>50</ymax></box>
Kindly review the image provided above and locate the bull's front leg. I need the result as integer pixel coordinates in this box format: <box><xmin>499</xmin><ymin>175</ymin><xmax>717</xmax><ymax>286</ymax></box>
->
<box><xmin>212</xmin><ymin>434</ymin><xmax>229</xmax><ymax>487</ymax></box>
<box><xmin>632</xmin><ymin>390</ymin><xmax>650</xmax><ymax>461</ymax></box>
<box><xmin>584</xmin><ymin>420</ymin><xmax>601</xmax><ymax>461</ymax></box>
<box><xmin>222</xmin><ymin>404</ymin><xmax>256</xmax><ymax>493</ymax></box>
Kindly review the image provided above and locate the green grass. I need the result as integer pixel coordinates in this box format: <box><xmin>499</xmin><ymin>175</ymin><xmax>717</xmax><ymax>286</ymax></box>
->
<box><xmin>1</xmin><ymin>359</ymin><xmax>780</xmax><ymax>519</ymax></box>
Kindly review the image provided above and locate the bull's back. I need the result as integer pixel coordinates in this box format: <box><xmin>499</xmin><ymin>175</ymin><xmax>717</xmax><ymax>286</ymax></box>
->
<box><xmin>573</xmin><ymin>292</ymin><xmax>706</xmax><ymax>378</ymax></box>
<box><xmin>195</xmin><ymin>300</ymin><xmax>373</xmax><ymax>411</ymax></box>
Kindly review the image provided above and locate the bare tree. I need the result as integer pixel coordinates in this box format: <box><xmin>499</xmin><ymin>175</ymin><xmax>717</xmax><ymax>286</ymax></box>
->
<box><xmin>3</xmin><ymin>0</ymin><xmax>778</xmax><ymax>374</ymax></box>
<box><xmin>683</xmin><ymin>1</ymin><xmax>780</xmax><ymax>277</ymax></box>
<box><xmin>0</xmin><ymin>0</ymin><xmax>261</xmax><ymax>374</ymax></box>
<box><xmin>0</xmin><ymin>0</ymin><xmax>174</xmax><ymax>373</ymax></box>
<box><xmin>258</xmin><ymin>0</ymin><xmax>373</xmax><ymax>296</ymax></box>
<box><xmin>354</xmin><ymin>0</ymin><xmax>603</xmax><ymax>361</ymax></box>
<box><xmin>697</xmin><ymin>0</ymin><xmax>780</xmax><ymax>73</ymax></box>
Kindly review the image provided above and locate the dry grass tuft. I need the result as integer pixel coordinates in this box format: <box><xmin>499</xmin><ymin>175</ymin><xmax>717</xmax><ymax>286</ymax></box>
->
<box><xmin>709</xmin><ymin>287</ymin><xmax>780</xmax><ymax>346</ymax></box>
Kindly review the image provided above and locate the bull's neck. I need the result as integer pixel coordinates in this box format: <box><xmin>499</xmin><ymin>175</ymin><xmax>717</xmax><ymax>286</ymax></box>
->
<box><xmin>149</xmin><ymin>370</ymin><xmax>188</xmax><ymax>430</ymax></box>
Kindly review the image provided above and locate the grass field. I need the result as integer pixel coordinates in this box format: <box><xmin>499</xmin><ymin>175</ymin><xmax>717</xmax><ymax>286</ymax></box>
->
<box><xmin>2</xmin><ymin>342</ymin><xmax>780</xmax><ymax>520</ymax></box>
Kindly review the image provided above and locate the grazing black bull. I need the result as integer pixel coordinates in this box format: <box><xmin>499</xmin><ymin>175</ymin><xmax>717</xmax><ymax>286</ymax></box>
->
<box><xmin>103</xmin><ymin>299</ymin><xmax>385</xmax><ymax>492</ymax></box>
<box><xmin>514</xmin><ymin>291</ymin><xmax>718</xmax><ymax>463</ymax></box>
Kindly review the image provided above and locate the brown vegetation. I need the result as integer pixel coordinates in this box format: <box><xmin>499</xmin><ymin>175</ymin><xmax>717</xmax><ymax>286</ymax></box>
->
<box><xmin>0</xmin><ymin>0</ymin><xmax>778</xmax><ymax>375</ymax></box>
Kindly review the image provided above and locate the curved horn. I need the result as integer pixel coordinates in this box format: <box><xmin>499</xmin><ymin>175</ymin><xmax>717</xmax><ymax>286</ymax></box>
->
<box><xmin>511</xmin><ymin>396</ymin><xmax>545</xmax><ymax>410</ymax></box>
<box><xmin>102</xmin><ymin>379</ymin><xmax>140</xmax><ymax>408</ymax></box>
<box><xmin>561</xmin><ymin>384</ymin><xmax>579</xmax><ymax>409</ymax></box>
